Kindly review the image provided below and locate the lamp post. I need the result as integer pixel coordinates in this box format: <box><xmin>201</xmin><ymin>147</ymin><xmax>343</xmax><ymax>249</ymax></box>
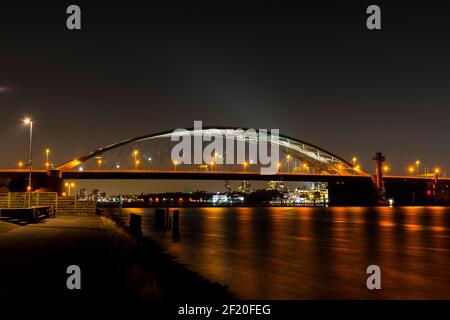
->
<box><xmin>65</xmin><ymin>182</ymin><xmax>75</xmax><ymax>196</ymax></box>
<box><xmin>415</xmin><ymin>160</ymin><xmax>420</xmax><ymax>176</ymax></box>
<box><xmin>24</xmin><ymin>118</ymin><xmax>33</xmax><ymax>207</ymax></box>
<box><xmin>45</xmin><ymin>148</ymin><xmax>50</xmax><ymax>169</ymax></box>
<box><xmin>243</xmin><ymin>161</ymin><xmax>248</xmax><ymax>172</ymax></box>
<box><xmin>287</xmin><ymin>155</ymin><xmax>291</xmax><ymax>173</ymax></box>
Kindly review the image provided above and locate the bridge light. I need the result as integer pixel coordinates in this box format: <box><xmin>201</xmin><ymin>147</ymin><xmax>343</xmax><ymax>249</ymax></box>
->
<box><xmin>45</xmin><ymin>148</ymin><xmax>51</xmax><ymax>169</ymax></box>
<box><xmin>79</xmin><ymin>167</ymin><xmax>84</xmax><ymax>171</ymax></box>
<box><xmin>352</xmin><ymin>157</ymin><xmax>357</xmax><ymax>166</ymax></box>
<box><xmin>97</xmin><ymin>159</ymin><xmax>103</xmax><ymax>169</ymax></box>
<box><xmin>18</xmin><ymin>161</ymin><xmax>24</xmax><ymax>168</ymax></box>
<box><xmin>23</xmin><ymin>118</ymin><xmax>31</xmax><ymax>125</ymax></box>
<box><xmin>173</xmin><ymin>160</ymin><xmax>179</xmax><ymax>171</ymax></box>
<box><xmin>408</xmin><ymin>166</ymin><xmax>414</xmax><ymax>175</ymax></box>
<box><xmin>286</xmin><ymin>155</ymin><xmax>292</xmax><ymax>172</ymax></box>
<box><xmin>415</xmin><ymin>160</ymin><xmax>421</xmax><ymax>175</ymax></box>
<box><xmin>243</xmin><ymin>161</ymin><xmax>248</xmax><ymax>172</ymax></box>
<box><xmin>135</xmin><ymin>159</ymin><xmax>141</xmax><ymax>170</ymax></box>
<box><xmin>383</xmin><ymin>165</ymin><xmax>389</xmax><ymax>172</ymax></box>
<box><xmin>434</xmin><ymin>168</ymin><xmax>440</xmax><ymax>174</ymax></box>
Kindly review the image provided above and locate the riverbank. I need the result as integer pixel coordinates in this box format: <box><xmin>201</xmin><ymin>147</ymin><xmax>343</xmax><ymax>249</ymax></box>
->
<box><xmin>0</xmin><ymin>214</ymin><xmax>230</xmax><ymax>300</ymax></box>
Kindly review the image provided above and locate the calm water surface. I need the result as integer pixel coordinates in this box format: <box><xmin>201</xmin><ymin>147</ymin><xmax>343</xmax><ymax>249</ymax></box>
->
<box><xmin>118</xmin><ymin>206</ymin><xmax>450</xmax><ymax>299</ymax></box>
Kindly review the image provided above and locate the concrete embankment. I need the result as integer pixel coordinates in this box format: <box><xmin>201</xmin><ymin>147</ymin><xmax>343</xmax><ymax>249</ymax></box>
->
<box><xmin>0</xmin><ymin>215</ymin><xmax>230</xmax><ymax>300</ymax></box>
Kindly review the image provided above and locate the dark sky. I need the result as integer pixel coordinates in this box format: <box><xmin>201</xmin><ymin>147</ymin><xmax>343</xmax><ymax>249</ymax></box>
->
<box><xmin>1</xmin><ymin>1</ymin><xmax>449</xmax><ymax>192</ymax></box>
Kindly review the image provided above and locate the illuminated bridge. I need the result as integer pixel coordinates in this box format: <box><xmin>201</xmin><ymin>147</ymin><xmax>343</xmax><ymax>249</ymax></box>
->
<box><xmin>0</xmin><ymin>127</ymin><xmax>448</xmax><ymax>205</ymax></box>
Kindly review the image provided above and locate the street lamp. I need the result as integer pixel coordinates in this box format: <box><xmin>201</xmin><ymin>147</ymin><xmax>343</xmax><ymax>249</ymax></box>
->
<box><xmin>97</xmin><ymin>159</ymin><xmax>103</xmax><ymax>169</ymax></box>
<box><xmin>408</xmin><ymin>166</ymin><xmax>414</xmax><ymax>176</ymax></box>
<box><xmin>65</xmin><ymin>182</ymin><xmax>75</xmax><ymax>196</ymax></box>
<box><xmin>383</xmin><ymin>165</ymin><xmax>389</xmax><ymax>173</ymax></box>
<box><xmin>18</xmin><ymin>161</ymin><xmax>24</xmax><ymax>168</ymax></box>
<box><xmin>243</xmin><ymin>161</ymin><xmax>248</xmax><ymax>172</ymax></box>
<box><xmin>173</xmin><ymin>160</ymin><xmax>178</xmax><ymax>171</ymax></box>
<box><xmin>135</xmin><ymin>159</ymin><xmax>141</xmax><ymax>170</ymax></box>
<box><xmin>415</xmin><ymin>160</ymin><xmax>420</xmax><ymax>176</ymax></box>
<box><xmin>303</xmin><ymin>163</ymin><xmax>308</xmax><ymax>174</ymax></box>
<box><xmin>24</xmin><ymin>118</ymin><xmax>33</xmax><ymax>207</ymax></box>
<box><xmin>214</xmin><ymin>152</ymin><xmax>222</xmax><ymax>171</ymax></box>
<box><xmin>434</xmin><ymin>168</ymin><xmax>440</xmax><ymax>177</ymax></box>
<box><xmin>352</xmin><ymin>157</ymin><xmax>358</xmax><ymax>175</ymax></box>
<box><xmin>287</xmin><ymin>155</ymin><xmax>291</xmax><ymax>173</ymax></box>
<box><xmin>45</xmin><ymin>148</ymin><xmax>50</xmax><ymax>169</ymax></box>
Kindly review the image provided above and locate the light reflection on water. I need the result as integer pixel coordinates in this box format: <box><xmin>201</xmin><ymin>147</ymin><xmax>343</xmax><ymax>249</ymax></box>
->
<box><xmin>118</xmin><ymin>206</ymin><xmax>450</xmax><ymax>299</ymax></box>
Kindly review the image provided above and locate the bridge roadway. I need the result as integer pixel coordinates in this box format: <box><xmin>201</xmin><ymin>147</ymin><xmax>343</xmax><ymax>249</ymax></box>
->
<box><xmin>0</xmin><ymin>169</ymin><xmax>448</xmax><ymax>182</ymax></box>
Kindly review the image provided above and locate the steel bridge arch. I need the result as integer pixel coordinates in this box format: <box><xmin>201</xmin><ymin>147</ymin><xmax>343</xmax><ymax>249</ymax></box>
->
<box><xmin>57</xmin><ymin>126</ymin><xmax>366</xmax><ymax>175</ymax></box>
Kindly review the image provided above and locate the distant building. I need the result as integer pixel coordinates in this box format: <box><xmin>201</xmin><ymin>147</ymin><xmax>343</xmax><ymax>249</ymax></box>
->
<box><xmin>211</xmin><ymin>193</ymin><xmax>229</xmax><ymax>203</ymax></box>
<box><xmin>238</xmin><ymin>180</ymin><xmax>251</xmax><ymax>193</ymax></box>
<box><xmin>267</xmin><ymin>181</ymin><xmax>286</xmax><ymax>193</ymax></box>
<box><xmin>79</xmin><ymin>188</ymin><xmax>87</xmax><ymax>200</ymax></box>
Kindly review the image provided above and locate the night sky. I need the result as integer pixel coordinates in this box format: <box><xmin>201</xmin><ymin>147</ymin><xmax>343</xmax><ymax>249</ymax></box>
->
<box><xmin>1</xmin><ymin>1</ymin><xmax>449</xmax><ymax>193</ymax></box>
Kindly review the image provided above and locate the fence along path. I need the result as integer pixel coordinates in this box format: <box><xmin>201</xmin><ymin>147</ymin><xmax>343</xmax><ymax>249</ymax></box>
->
<box><xmin>0</xmin><ymin>192</ymin><xmax>96</xmax><ymax>216</ymax></box>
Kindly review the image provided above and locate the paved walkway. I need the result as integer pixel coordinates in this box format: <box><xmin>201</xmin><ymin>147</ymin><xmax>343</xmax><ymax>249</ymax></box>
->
<box><xmin>0</xmin><ymin>215</ymin><xmax>143</xmax><ymax>300</ymax></box>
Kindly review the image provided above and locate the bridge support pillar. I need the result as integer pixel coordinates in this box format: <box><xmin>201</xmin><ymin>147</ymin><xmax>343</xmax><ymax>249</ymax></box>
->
<box><xmin>372</xmin><ymin>152</ymin><xmax>386</xmax><ymax>197</ymax></box>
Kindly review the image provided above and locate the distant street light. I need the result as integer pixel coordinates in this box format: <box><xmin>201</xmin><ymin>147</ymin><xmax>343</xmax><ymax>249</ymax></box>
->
<box><xmin>408</xmin><ymin>166</ymin><xmax>414</xmax><ymax>176</ymax></box>
<box><xmin>243</xmin><ymin>161</ymin><xmax>248</xmax><ymax>172</ymax></box>
<box><xmin>173</xmin><ymin>160</ymin><xmax>178</xmax><ymax>171</ymax></box>
<box><xmin>415</xmin><ymin>160</ymin><xmax>420</xmax><ymax>176</ymax></box>
<box><xmin>352</xmin><ymin>157</ymin><xmax>358</xmax><ymax>175</ymax></box>
<box><xmin>65</xmin><ymin>182</ymin><xmax>75</xmax><ymax>196</ymax></box>
<box><xmin>383</xmin><ymin>165</ymin><xmax>389</xmax><ymax>173</ymax></box>
<box><xmin>135</xmin><ymin>159</ymin><xmax>141</xmax><ymax>170</ymax></box>
<box><xmin>18</xmin><ymin>161</ymin><xmax>24</xmax><ymax>168</ymax></box>
<box><xmin>24</xmin><ymin>118</ymin><xmax>33</xmax><ymax>207</ymax></box>
<box><xmin>287</xmin><ymin>155</ymin><xmax>291</xmax><ymax>173</ymax></box>
<box><xmin>303</xmin><ymin>163</ymin><xmax>309</xmax><ymax>174</ymax></box>
<box><xmin>97</xmin><ymin>159</ymin><xmax>103</xmax><ymax>169</ymax></box>
<box><xmin>45</xmin><ymin>148</ymin><xmax>50</xmax><ymax>169</ymax></box>
<box><xmin>434</xmin><ymin>168</ymin><xmax>440</xmax><ymax>177</ymax></box>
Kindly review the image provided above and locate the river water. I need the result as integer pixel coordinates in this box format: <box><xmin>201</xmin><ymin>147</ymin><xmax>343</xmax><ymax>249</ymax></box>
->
<box><xmin>116</xmin><ymin>206</ymin><xmax>450</xmax><ymax>299</ymax></box>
